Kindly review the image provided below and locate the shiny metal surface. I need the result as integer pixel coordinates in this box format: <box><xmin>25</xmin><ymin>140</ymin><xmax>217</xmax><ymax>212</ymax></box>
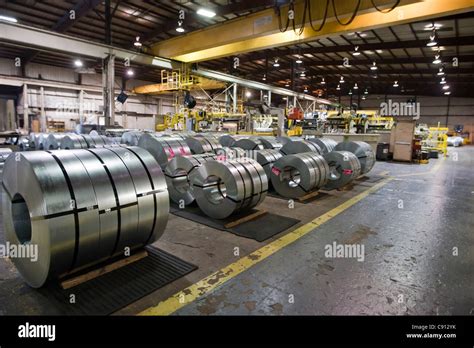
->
<box><xmin>258</xmin><ymin>136</ymin><xmax>283</xmax><ymax>150</ymax></box>
<box><xmin>307</xmin><ymin>138</ymin><xmax>337</xmax><ymax>154</ymax></box>
<box><xmin>165</xmin><ymin>154</ymin><xmax>216</xmax><ymax>205</ymax></box>
<box><xmin>233</xmin><ymin>137</ymin><xmax>264</xmax><ymax>150</ymax></box>
<box><xmin>2</xmin><ymin>147</ymin><xmax>169</xmax><ymax>288</ymax></box>
<box><xmin>334</xmin><ymin>141</ymin><xmax>376</xmax><ymax>175</ymax></box>
<box><xmin>44</xmin><ymin>133</ymin><xmax>66</xmax><ymax>150</ymax></box>
<box><xmin>270</xmin><ymin>152</ymin><xmax>329</xmax><ymax>198</ymax></box>
<box><xmin>280</xmin><ymin>139</ymin><xmax>322</xmax><ymax>155</ymax></box>
<box><xmin>214</xmin><ymin>147</ymin><xmax>247</xmax><ymax>161</ymax></box>
<box><xmin>138</xmin><ymin>134</ymin><xmax>192</xmax><ymax>169</ymax></box>
<box><xmin>255</xmin><ymin>149</ymin><xmax>283</xmax><ymax>185</ymax></box>
<box><xmin>121</xmin><ymin>131</ymin><xmax>143</xmax><ymax>146</ymax></box>
<box><xmin>60</xmin><ymin>134</ymin><xmax>88</xmax><ymax>149</ymax></box>
<box><xmin>323</xmin><ymin>151</ymin><xmax>361</xmax><ymax>190</ymax></box>
<box><xmin>190</xmin><ymin>158</ymin><xmax>267</xmax><ymax>219</ymax></box>
<box><xmin>218</xmin><ymin>134</ymin><xmax>237</xmax><ymax>147</ymax></box>
<box><xmin>185</xmin><ymin>136</ymin><xmax>221</xmax><ymax>154</ymax></box>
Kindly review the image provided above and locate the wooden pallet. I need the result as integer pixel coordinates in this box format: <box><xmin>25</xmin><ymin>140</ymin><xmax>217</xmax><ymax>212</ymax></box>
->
<box><xmin>60</xmin><ymin>250</ymin><xmax>148</xmax><ymax>290</ymax></box>
<box><xmin>297</xmin><ymin>190</ymin><xmax>320</xmax><ymax>202</ymax></box>
<box><xmin>224</xmin><ymin>210</ymin><xmax>267</xmax><ymax>229</ymax></box>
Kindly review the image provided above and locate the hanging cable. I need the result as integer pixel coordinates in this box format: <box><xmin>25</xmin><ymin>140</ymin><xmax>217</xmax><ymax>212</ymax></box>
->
<box><xmin>371</xmin><ymin>0</ymin><xmax>400</xmax><ymax>13</ymax></box>
<box><xmin>307</xmin><ymin>0</ymin><xmax>330</xmax><ymax>32</ymax></box>
<box><xmin>332</xmin><ymin>0</ymin><xmax>361</xmax><ymax>26</ymax></box>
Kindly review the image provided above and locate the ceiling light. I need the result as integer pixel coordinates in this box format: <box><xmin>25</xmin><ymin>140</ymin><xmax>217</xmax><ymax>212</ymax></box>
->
<box><xmin>424</xmin><ymin>23</ymin><xmax>442</xmax><ymax>30</ymax></box>
<box><xmin>444</xmin><ymin>91</ymin><xmax>451</xmax><ymax>95</ymax></box>
<box><xmin>285</xmin><ymin>83</ymin><xmax>290</xmax><ymax>87</ymax></box>
<box><xmin>245</xmin><ymin>91</ymin><xmax>252</xmax><ymax>98</ymax></box>
<box><xmin>197</xmin><ymin>8</ymin><xmax>216</xmax><ymax>18</ymax></box>
<box><xmin>74</xmin><ymin>59</ymin><xmax>83</xmax><ymax>67</ymax></box>
<box><xmin>348</xmin><ymin>90</ymin><xmax>353</xmax><ymax>95</ymax></box>
<box><xmin>364</xmin><ymin>89</ymin><xmax>368</xmax><ymax>95</ymax></box>
<box><xmin>427</xmin><ymin>30</ymin><xmax>437</xmax><ymax>47</ymax></box>
<box><xmin>273</xmin><ymin>59</ymin><xmax>280</xmax><ymax>67</ymax></box>
<box><xmin>304</xmin><ymin>87</ymin><xmax>308</xmax><ymax>93</ymax></box>
<box><xmin>300</xmin><ymin>71</ymin><xmax>306</xmax><ymax>77</ymax></box>
<box><xmin>352</xmin><ymin>46</ymin><xmax>361</xmax><ymax>56</ymax></box>
<box><xmin>295</xmin><ymin>57</ymin><xmax>303</xmax><ymax>64</ymax></box>
<box><xmin>262</xmin><ymin>74</ymin><xmax>266</xmax><ymax>81</ymax></box>
<box><xmin>336</xmin><ymin>84</ymin><xmax>341</xmax><ymax>90</ymax></box>
<box><xmin>126</xmin><ymin>69</ymin><xmax>134</xmax><ymax>76</ymax></box>
<box><xmin>440</xmin><ymin>77</ymin><xmax>446</xmax><ymax>84</ymax></box>
<box><xmin>437</xmin><ymin>67</ymin><xmax>445</xmax><ymax>76</ymax></box>
<box><xmin>364</xmin><ymin>51</ymin><xmax>375</xmax><ymax>55</ymax></box>
<box><xmin>393</xmin><ymin>80</ymin><xmax>399</xmax><ymax>87</ymax></box>
<box><xmin>362</xmin><ymin>96</ymin><xmax>366</xmax><ymax>100</ymax></box>
<box><xmin>433</xmin><ymin>54</ymin><xmax>442</xmax><ymax>64</ymax></box>
<box><xmin>176</xmin><ymin>21</ymin><xmax>185</xmax><ymax>32</ymax></box>
<box><xmin>353</xmin><ymin>83</ymin><xmax>358</xmax><ymax>90</ymax></box>
<box><xmin>376</xmin><ymin>49</ymin><xmax>383</xmax><ymax>54</ymax></box>
<box><xmin>0</xmin><ymin>15</ymin><xmax>18</xmax><ymax>23</ymax></box>
<box><xmin>321</xmin><ymin>77</ymin><xmax>325</xmax><ymax>85</ymax></box>
<box><xmin>442</xmin><ymin>85</ymin><xmax>450</xmax><ymax>90</ymax></box>
<box><xmin>370</xmin><ymin>62</ymin><xmax>378</xmax><ymax>70</ymax></box>
<box><xmin>339</xmin><ymin>76</ymin><xmax>345</xmax><ymax>83</ymax></box>
<box><xmin>134</xmin><ymin>36</ymin><xmax>142</xmax><ymax>47</ymax></box>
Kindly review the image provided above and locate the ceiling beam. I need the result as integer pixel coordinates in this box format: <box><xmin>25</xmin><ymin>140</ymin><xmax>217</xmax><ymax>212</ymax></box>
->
<box><xmin>151</xmin><ymin>0</ymin><xmax>474</xmax><ymax>62</ymax></box>
<box><xmin>52</xmin><ymin>0</ymin><xmax>103</xmax><ymax>32</ymax></box>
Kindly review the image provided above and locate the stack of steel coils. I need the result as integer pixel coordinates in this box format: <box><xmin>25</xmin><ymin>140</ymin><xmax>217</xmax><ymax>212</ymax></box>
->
<box><xmin>121</xmin><ymin>131</ymin><xmax>143</xmax><ymax>146</ymax></box>
<box><xmin>254</xmin><ymin>149</ymin><xmax>283</xmax><ymax>186</ymax></box>
<box><xmin>165</xmin><ymin>154</ymin><xmax>216</xmax><ymax>205</ymax></box>
<box><xmin>258</xmin><ymin>136</ymin><xmax>283</xmax><ymax>150</ymax></box>
<box><xmin>232</xmin><ymin>136</ymin><xmax>265</xmax><ymax>150</ymax></box>
<box><xmin>43</xmin><ymin>133</ymin><xmax>67</xmax><ymax>150</ymax></box>
<box><xmin>214</xmin><ymin>147</ymin><xmax>247</xmax><ymax>161</ymax></box>
<box><xmin>190</xmin><ymin>158</ymin><xmax>268</xmax><ymax>219</ymax></box>
<box><xmin>2</xmin><ymin>147</ymin><xmax>169</xmax><ymax>288</ymax></box>
<box><xmin>276</xmin><ymin>136</ymin><xmax>292</xmax><ymax>145</ymax></box>
<box><xmin>218</xmin><ymin>134</ymin><xmax>237</xmax><ymax>147</ymax></box>
<box><xmin>334</xmin><ymin>141</ymin><xmax>376</xmax><ymax>175</ymax></box>
<box><xmin>0</xmin><ymin>148</ymin><xmax>12</xmax><ymax>175</ymax></box>
<box><xmin>280</xmin><ymin>139</ymin><xmax>322</xmax><ymax>155</ymax></box>
<box><xmin>323</xmin><ymin>151</ymin><xmax>361</xmax><ymax>190</ymax></box>
<box><xmin>307</xmin><ymin>138</ymin><xmax>337</xmax><ymax>154</ymax></box>
<box><xmin>60</xmin><ymin>134</ymin><xmax>88</xmax><ymax>149</ymax></box>
<box><xmin>270</xmin><ymin>152</ymin><xmax>329</xmax><ymax>198</ymax></box>
<box><xmin>185</xmin><ymin>136</ymin><xmax>222</xmax><ymax>154</ymax></box>
<box><xmin>138</xmin><ymin>133</ymin><xmax>192</xmax><ymax>169</ymax></box>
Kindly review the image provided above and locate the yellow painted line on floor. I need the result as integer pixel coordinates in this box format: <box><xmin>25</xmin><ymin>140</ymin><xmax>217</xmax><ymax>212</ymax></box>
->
<box><xmin>139</xmin><ymin>177</ymin><xmax>393</xmax><ymax>316</ymax></box>
<box><xmin>397</xmin><ymin>157</ymin><xmax>445</xmax><ymax>177</ymax></box>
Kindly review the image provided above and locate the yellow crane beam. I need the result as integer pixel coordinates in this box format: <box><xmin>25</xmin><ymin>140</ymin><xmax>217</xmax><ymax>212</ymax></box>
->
<box><xmin>150</xmin><ymin>0</ymin><xmax>473</xmax><ymax>62</ymax></box>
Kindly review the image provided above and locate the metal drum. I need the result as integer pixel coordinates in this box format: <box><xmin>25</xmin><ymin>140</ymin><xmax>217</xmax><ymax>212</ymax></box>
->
<box><xmin>2</xmin><ymin>147</ymin><xmax>169</xmax><ymax>288</ymax></box>
<box><xmin>280</xmin><ymin>139</ymin><xmax>322</xmax><ymax>155</ymax></box>
<box><xmin>165</xmin><ymin>154</ymin><xmax>216</xmax><ymax>205</ymax></box>
<box><xmin>270</xmin><ymin>152</ymin><xmax>329</xmax><ymax>198</ymax></box>
<box><xmin>323</xmin><ymin>151</ymin><xmax>361</xmax><ymax>190</ymax></box>
<box><xmin>190</xmin><ymin>158</ymin><xmax>268</xmax><ymax>219</ymax></box>
<box><xmin>138</xmin><ymin>133</ymin><xmax>192</xmax><ymax>169</ymax></box>
<box><xmin>307</xmin><ymin>138</ymin><xmax>337</xmax><ymax>154</ymax></box>
<box><xmin>60</xmin><ymin>134</ymin><xmax>88</xmax><ymax>149</ymax></box>
<box><xmin>254</xmin><ymin>149</ymin><xmax>283</xmax><ymax>185</ymax></box>
<box><xmin>334</xmin><ymin>141</ymin><xmax>376</xmax><ymax>175</ymax></box>
<box><xmin>185</xmin><ymin>136</ymin><xmax>222</xmax><ymax>154</ymax></box>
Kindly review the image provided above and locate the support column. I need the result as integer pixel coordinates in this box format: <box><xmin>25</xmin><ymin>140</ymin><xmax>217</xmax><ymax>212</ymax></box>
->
<box><xmin>293</xmin><ymin>96</ymin><xmax>297</xmax><ymax>108</ymax></box>
<box><xmin>40</xmin><ymin>86</ymin><xmax>46</xmax><ymax>132</ymax></box>
<box><xmin>102</xmin><ymin>54</ymin><xmax>115</xmax><ymax>126</ymax></box>
<box><xmin>232</xmin><ymin>83</ymin><xmax>237</xmax><ymax>113</ymax></box>
<box><xmin>78</xmin><ymin>89</ymin><xmax>84</xmax><ymax>129</ymax></box>
<box><xmin>267</xmin><ymin>90</ymin><xmax>272</xmax><ymax>105</ymax></box>
<box><xmin>22</xmin><ymin>84</ymin><xmax>29</xmax><ymax>132</ymax></box>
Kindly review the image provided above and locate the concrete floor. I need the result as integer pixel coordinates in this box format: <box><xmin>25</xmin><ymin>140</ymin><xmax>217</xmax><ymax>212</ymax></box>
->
<box><xmin>0</xmin><ymin>146</ymin><xmax>472</xmax><ymax>315</ymax></box>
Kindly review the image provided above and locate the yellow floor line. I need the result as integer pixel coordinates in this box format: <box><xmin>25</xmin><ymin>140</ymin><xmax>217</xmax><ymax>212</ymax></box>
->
<box><xmin>397</xmin><ymin>157</ymin><xmax>445</xmax><ymax>177</ymax></box>
<box><xmin>139</xmin><ymin>177</ymin><xmax>393</xmax><ymax>316</ymax></box>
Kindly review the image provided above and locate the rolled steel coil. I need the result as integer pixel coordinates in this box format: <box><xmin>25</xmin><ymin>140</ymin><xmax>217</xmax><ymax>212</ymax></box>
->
<box><xmin>270</xmin><ymin>152</ymin><xmax>329</xmax><ymax>198</ymax></box>
<box><xmin>60</xmin><ymin>134</ymin><xmax>88</xmax><ymax>149</ymax></box>
<box><xmin>28</xmin><ymin>133</ymin><xmax>37</xmax><ymax>148</ymax></box>
<box><xmin>35</xmin><ymin>134</ymin><xmax>47</xmax><ymax>150</ymax></box>
<box><xmin>121</xmin><ymin>131</ymin><xmax>142</xmax><ymax>146</ymax></box>
<box><xmin>280</xmin><ymin>139</ymin><xmax>322</xmax><ymax>155</ymax></box>
<box><xmin>214</xmin><ymin>147</ymin><xmax>247</xmax><ymax>161</ymax></box>
<box><xmin>2</xmin><ymin>147</ymin><xmax>169</xmax><ymax>288</ymax></box>
<box><xmin>43</xmin><ymin>133</ymin><xmax>67</xmax><ymax>150</ymax></box>
<box><xmin>81</xmin><ymin>134</ymin><xmax>121</xmax><ymax>148</ymax></box>
<box><xmin>276</xmin><ymin>136</ymin><xmax>292</xmax><ymax>145</ymax></box>
<box><xmin>254</xmin><ymin>149</ymin><xmax>283</xmax><ymax>185</ymax></box>
<box><xmin>258</xmin><ymin>136</ymin><xmax>283</xmax><ymax>150</ymax></box>
<box><xmin>138</xmin><ymin>133</ymin><xmax>192</xmax><ymax>169</ymax></box>
<box><xmin>323</xmin><ymin>151</ymin><xmax>361</xmax><ymax>190</ymax></box>
<box><xmin>334</xmin><ymin>141</ymin><xmax>375</xmax><ymax>175</ymax></box>
<box><xmin>307</xmin><ymin>138</ymin><xmax>337</xmax><ymax>154</ymax></box>
<box><xmin>218</xmin><ymin>134</ymin><xmax>237</xmax><ymax>147</ymax></box>
<box><xmin>185</xmin><ymin>136</ymin><xmax>222</xmax><ymax>154</ymax></box>
<box><xmin>232</xmin><ymin>137</ymin><xmax>264</xmax><ymax>150</ymax></box>
<box><xmin>165</xmin><ymin>154</ymin><xmax>216</xmax><ymax>205</ymax></box>
<box><xmin>190</xmin><ymin>158</ymin><xmax>268</xmax><ymax>219</ymax></box>
<box><xmin>0</xmin><ymin>148</ymin><xmax>12</xmax><ymax>169</ymax></box>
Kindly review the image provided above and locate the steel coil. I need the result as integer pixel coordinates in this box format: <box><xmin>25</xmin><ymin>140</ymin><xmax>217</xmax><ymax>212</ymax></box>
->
<box><xmin>165</xmin><ymin>154</ymin><xmax>216</xmax><ymax>205</ymax></box>
<box><xmin>258</xmin><ymin>136</ymin><xmax>283</xmax><ymax>150</ymax></box>
<box><xmin>43</xmin><ymin>133</ymin><xmax>67</xmax><ymax>150</ymax></box>
<box><xmin>276</xmin><ymin>136</ymin><xmax>292</xmax><ymax>145</ymax></box>
<box><xmin>307</xmin><ymin>138</ymin><xmax>337</xmax><ymax>154</ymax></box>
<box><xmin>214</xmin><ymin>147</ymin><xmax>247</xmax><ymax>161</ymax></box>
<box><xmin>60</xmin><ymin>134</ymin><xmax>88</xmax><ymax>149</ymax></box>
<box><xmin>334</xmin><ymin>141</ymin><xmax>375</xmax><ymax>175</ymax></box>
<box><xmin>138</xmin><ymin>134</ymin><xmax>192</xmax><ymax>169</ymax></box>
<box><xmin>323</xmin><ymin>151</ymin><xmax>361</xmax><ymax>190</ymax></box>
<box><xmin>185</xmin><ymin>136</ymin><xmax>222</xmax><ymax>154</ymax></box>
<box><xmin>280</xmin><ymin>139</ymin><xmax>322</xmax><ymax>155</ymax></box>
<box><xmin>121</xmin><ymin>131</ymin><xmax>142</xmax><ymax>146</ymax></box>
<box><xmin>232</xmin><ymin>137</ymin><xmax>264</xmax><ymax>150</ymax></box>
<box><xmin>218</xmin><ymin>134</ymin><xmax>237</xmax><ymax>147</ymax></box>
<box><xmin>190</xmin><ymin>158</ymin><xmax>268</xmax><ymax>219</ymax></box>
<box><xmin>270</xmin><ymin>152</ymin><xmax>329</xmax><ymax>198</ymax></box>
<box><xmin>254</xmin><ymin>149</ymin><xmax>283</xmax><ymax>185</ymax></box>
<box><xmin>2</xmin><ymin>147</ymin><xmax>169</xmax><ymax>288</ymax></box>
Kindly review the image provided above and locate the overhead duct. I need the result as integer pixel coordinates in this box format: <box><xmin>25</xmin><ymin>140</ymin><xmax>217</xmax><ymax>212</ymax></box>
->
<box><xmin>190</xmin><ymin>158</ymin><xmax>268</xmax><ymax>219</ymax></box>
<box><xmin>2</xmin><ymin>147</ymin><xmax>169</xmax><ymax>288</ymax></box>
<box><xmin>323</xmin><ymin>151</ymin><xmax>361</xmax><ymax>190</ymax></box>
<box><xmin>165</xmin><ymin>154</ymin><xmax>216</xmax><ymax>205</ymax></box>
<box><xmin>138</xmin><ymin>134</ymin><xmax>192</xmax><ymax>169</ymax></box>
<box><xmin>334</xmin><ymin>141</ymin><xmax>376</xmax><ymax>175</ymax></box>
<box><xmin>270</xmin><ymin>152</ymin><xmax>329</xmax><ymax>198</ymax></box>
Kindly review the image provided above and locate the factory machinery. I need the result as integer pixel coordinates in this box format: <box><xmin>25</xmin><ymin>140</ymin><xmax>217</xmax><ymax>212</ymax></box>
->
<box><xmin>1</xmin><ymin>130</ymin><xmax>375</xmax><ymax>288</ymax></box>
